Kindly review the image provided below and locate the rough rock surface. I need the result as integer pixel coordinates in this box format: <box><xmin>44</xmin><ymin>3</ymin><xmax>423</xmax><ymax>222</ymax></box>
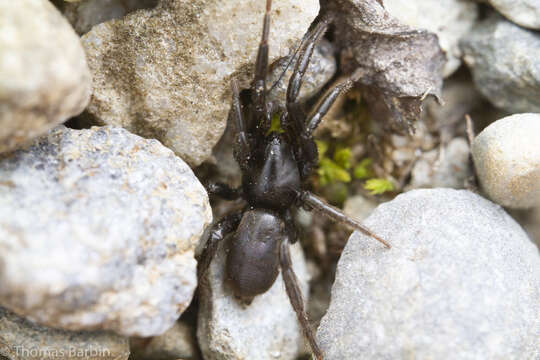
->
<box><xmin>472</xmin><ymin>113</ymin><xmax>540</xmax><ymax>208</ymax></box>
<box><xmin>0</xmin><ymin>0</ymin><xmax>91</xmax><ymax>154</ymax></box>
<box><xmin>383</xmin><ymin>0</ymin><xmax>478</xmax><ymax>77</ymax></box>
<box><xmin>408</xmin><ymin>137</ymin><xmax>470</xmax><ymax>190</ymax></box>
<box><xmin>461</xmin><ymin>14</ymin><xmax>540</xmax><ymax>113</ymax></box>
<box><xmin>63</xmin><ymin>0</ymin><xmax>158</xmax><ymax>35</ymax></box>
<box><xmin>0</xmin><ymin>307</ymin><xmax>129</xmax><ymax>360</ymax></box>
<box><xmin>488</xmin><ymin>0</ymin><xmax>540</xmax><ymax>29</ymax></box>
<box><xmin>198</xmin><ymin>239</ymin><xmax>309</xmax><ymax>360</ymax></box>
<box><xmin>130</xmin><ymin>320</ymin><xmax>199</xmax><ymax>360</ymax></box>
<box><xmin>0</xmin><ymin>126</ymin><xmax>212</xmax><ymax>337</ymax></box>
<box><xmin>317</xmin><ymin>189</ymin><xmax>540</xmax><ymax>359</ymax></box>
<box><xmin>82</xmin><ymin>0</ymin><xmax>319</xmax><ymax>166</ymax></box>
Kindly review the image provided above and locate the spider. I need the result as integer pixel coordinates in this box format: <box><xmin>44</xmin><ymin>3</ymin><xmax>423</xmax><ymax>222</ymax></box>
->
<box><xmin>197</xmin><ymin>1</ymin><xmax>390</xmax><ymax>359</ymax></box>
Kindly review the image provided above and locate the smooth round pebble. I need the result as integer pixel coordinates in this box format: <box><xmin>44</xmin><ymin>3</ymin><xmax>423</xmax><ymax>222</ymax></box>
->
<box><xmin>0</xmin><ymin>126</ymin><xmax>212</xmax><ymax>337</ymax></box>
<box><xmin>472</xmin><ymin>113</ymin><xmax>540</xmax><ymax>208</ymax></box>
<box><xmin>317</xmin><ymin>189</ymin><xmax>540</xmax><ymax>359</ymax></box>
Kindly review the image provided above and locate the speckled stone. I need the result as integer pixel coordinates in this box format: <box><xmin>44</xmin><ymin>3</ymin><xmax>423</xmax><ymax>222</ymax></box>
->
<box><xmin>0</xmin><ymin>307</ymin><xmax>129</xmax><ymax>360</ymax></box>
<box><xmin>461</xmin><ymin>14</ymin><xmax>540</xmax><ymax>113</ymax></box>
<box><xmin>317</xmin><ymin>189</ymin><xmax>540</xmax><ymax>359</ymax></box>
<box><xmin>383</xmin><ymin>0</ymin><xmax>478</xmax><ymax>77</ymax></box>
<box><xmin>0</xmin><ymin>126</ymin><xmax>212</xmax><ymax>337</ymax></box>
<box><xmin>197</xmin><ymin>239</ymin><xmax>309</xmax><ymax>360</ymax></box>
<box><xmin>130</xmin><ymin>320</ymin><xmax>199</xmax><ymax>360</ymax></box>
<box><xmin>487</xmin><ymin>0</ymin><xmax>540</xmax><ymax>29</ymax></box>
<box><xmin>0</xmin><ymin>0</ymin><xmax>91</xmax><ymax>154</ymax></box>
<box><xmin>472</xmin><ymin>113</ymin><xmax>540</xmax><ymax>208</ymax></box>
<box><xmin>82</xmin><ymin>0</ymin><xmax>319</xmax><ymax>166</ymax></box>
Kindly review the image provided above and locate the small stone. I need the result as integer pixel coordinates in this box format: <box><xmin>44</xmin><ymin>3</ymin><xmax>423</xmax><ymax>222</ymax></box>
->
<box><xmin>197</xmin><ymin>239</ymin><xmax>309</xmax><ymax>360</ymax></box>
<box><xmin>317</xmin><ymin>189</ymin><xmax>540</xmax><ymax>359</ymax></box>
<box><xmin>0</xmin><ymin>126</ymin><xmax>212</xmax><ymax>337</ymax></box>
<box><xmin>460</xmin><ymin>14</ymin><xmax>540</xmax><ymax>113</ymax></box>
<box><xmin>82</xmin><ymin>0</ymin><xmax>319</xmax><ymax>166</ymax></box>
<box><xmin>408</xmin><ymin>137</ymin><xmax>470</xmax><ymax>190</ymax></box>
<box><xmin>472</xmin><ymin>113</ymin><xmax>540</xmax><ymax>208</ymax></box>
<box><xmin>383</xmin><ymin>0</ymin><xmax>478</xmax><ymax>77</ymax></box>
<box><xmin>487</xmin><ymin>0</ymin><xmax>540</xmax><ymax>29</ymax></box>
<box><xmin>63</xmin><ymin>0</ymin><xmax>158</xmax><ymax>35</ymax></box>
<box><xmin>130</xmin><ymin>320</ymin><xmax>199</xmax><ymax>360</ymax></box>
<box><xmin>0</xmin><ymin>0</ymin><xmax>91</xmax><ymax>154</ymax></box>
<box><xmin>0</xmin><ymin>307</ymin><xmax>129</xmax><ymax>360</ymax></box>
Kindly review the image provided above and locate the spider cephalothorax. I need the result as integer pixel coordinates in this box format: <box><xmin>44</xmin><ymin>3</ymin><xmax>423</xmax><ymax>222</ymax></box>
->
<box><xmin>197</xmin><ymin>1</ymin><xmax>390</xmax><ymax>358</ymax></box>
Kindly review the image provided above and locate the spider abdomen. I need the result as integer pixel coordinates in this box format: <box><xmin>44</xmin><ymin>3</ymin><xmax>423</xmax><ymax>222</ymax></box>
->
<box><xmin>226</xmin><ymin>209</ymin><xmax>285</xmax><ymax>300</ymax></box>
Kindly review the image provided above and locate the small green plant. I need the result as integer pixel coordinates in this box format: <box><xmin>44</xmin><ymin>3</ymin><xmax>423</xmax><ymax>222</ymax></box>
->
<box><xmin>364</xmin><ymin>178</ymin><xmax>395</xmax><ymax>195</ymax></box>
<box><xmin>315</xmin><ymin>141</ymin><xmax>352</xmax><ymax>186</ymax></box>
<box><xmin>353</xmin><ymin>158</ymin><xmax>374</xmax><ymax>180</ymax></box>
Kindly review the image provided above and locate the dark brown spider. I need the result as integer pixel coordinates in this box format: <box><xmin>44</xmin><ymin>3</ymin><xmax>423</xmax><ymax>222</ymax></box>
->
<box><xmin>197</xmin><ymin>1</ymin><xmax>390</xmax><ymax>358</ymax></box>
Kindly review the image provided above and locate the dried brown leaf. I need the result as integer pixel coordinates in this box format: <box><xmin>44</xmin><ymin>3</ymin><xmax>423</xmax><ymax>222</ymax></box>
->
<box><xmin>321</xmin><ymin>0</ymin><xmax>445</xmax><ymax>133</ymax></box>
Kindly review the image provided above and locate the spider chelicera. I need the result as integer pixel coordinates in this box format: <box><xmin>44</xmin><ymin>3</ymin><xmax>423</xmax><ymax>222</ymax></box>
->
<box><xmin>197</xmin><ymin>1</ymin><xmax>390</xmax><ymax>359</ymax></box>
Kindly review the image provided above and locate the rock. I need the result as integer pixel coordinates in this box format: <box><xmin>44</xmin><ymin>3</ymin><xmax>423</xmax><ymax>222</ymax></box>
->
<box><xmin>82</xmin><ymin>0</ymin><xmax>319</xmax><ymax>166</ymax></box>
<box><xmin>0</xmin><ymin>126</ymin><xmax>212</xmax><ymax>337</ymax></box>
<box><xmin>343</xmin><ymin>195</ymin><xmax>377</xmax><ymax>221</ymax></box>
<box><xmin>383</xmin><ymin>0</ymin><xmax>478</xmax><ymax>77</ymax></box>
<box><xmin>266</xmin><ymin>39</ymin><xmax>337</xmax><ymax>104</ymax></box>
<box><xmin>317</xmin><ymin>189</ymin><xmax>540</xmax><ymax>359</ymax></box>
<box><xmin>197</xmin><ymin>238</ymin><xmax>309</xmax><ymax>360</ymax></box>
<box><xmin>423</xmin><ymin>70</ymin><xmax>485</xmax><ymax>131</ymax></box>
<box><xmin>472</xmin><ymin>113</ymin><xmax>540</xmax><ymax>208</ymax></box>
<box><xmin>63</xmin><ymin>0</ymin><xmax>158</xmax><ymax>35</ymax></box>
<box><xmin>408</xmin><ymin>137</ymin><xmax>470</xmax><ymax>190</ymax></box>
<box><xmin>487</xmin><ymin>0</ymin><xmax>540</xmax><ymax>29</ymax></box>
<box><xmin>130</xmin><ymin>320</ymin><xmax>199</xmax><ymax>360</ymax></box>
<box><xmin>0</xmin><ymin>0</ymin><xmax>91</xmax><ymax>154</ymax></box>
<box><xmin>0</xmin><ymin>307</ymin><xmax>129</xmax><ymax>360</ymax></box>
<box><xmin>460</xmin><ymin>14</ymin><xmax>540</xmax><ymax>113</ymax></box>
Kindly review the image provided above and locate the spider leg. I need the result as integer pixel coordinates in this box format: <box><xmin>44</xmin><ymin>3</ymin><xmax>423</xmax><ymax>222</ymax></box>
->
<box><xmin>305</xmin><ymin>72</ymin><xmax>361</xmax><ymax>135</ymax></box>
<box><xmin>205</xmin><ymin>182</ymin><xmax>242</xmax><ymax>200</ymax></box>
<box><xmin>297</xmin><ymin>190</ymin><xmax>391</xmax><ymax>248</ymax></box>
<box><xmin>286</xmin><ymin>20</ymin><xmax>328</xmax><ymax>108</ymax></box>
<box><xmin>250</xmin><ymin>0</ymin><xmax>272</xmax><ymax>132</ymax></box>
<box><xmin>279</xmin><ymin>237</ymin><xmax>323</xmax><ymax>360</ymax></box>
<box><xmin>231</xmin><ymin>80</ymin><xmax>252</xmax><ymax>172</ymax></box>
<box><xmin>197</xmin><ymin>211</ymin><xmax>243</xmax><ymax>282</ymax></box>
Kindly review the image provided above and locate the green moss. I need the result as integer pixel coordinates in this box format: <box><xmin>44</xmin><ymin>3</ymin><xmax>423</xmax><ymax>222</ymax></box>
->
<box><xmin>333</xmin><ymin>147</ymin><xmax>352</xmax><ymax>169</ymax></box>
<box><xmin>353</xmin><ymin>158</ymin><xmax>373</xmax><ymax>179</ymax></box>
<box><xmin>364</xmin><ymin>178</ymin><xmax>395</xmax><ymax>195</ymax></box>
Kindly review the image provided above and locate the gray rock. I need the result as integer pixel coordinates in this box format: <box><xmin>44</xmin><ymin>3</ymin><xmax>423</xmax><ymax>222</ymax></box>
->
<box><xmin>0</xmin><ymin>0</ymin><xmax>91</xmax><ymax>154</ymax></box>
<box><xmin>63</xmin><ymin>0</ymin><xmax>158</xmax><ymax>35</ymax></box>
<box><xmin>317</xmin><ymin>189</ymin><xmax>540</xmax><ymax>359</ymax></box>
<box><xmin>0</xmin><ymin>307</ymin><xmax>129</xmax><ymax>360</ymax></box>
<box><xmin>383</xmin><ymin>0</ymin><xmax>478</xmax><ymax>77</ymax></box>
<box><xmin>82</xmin><ymin>0</ymin><xmax>319</xmax><ymax>166</ymax></box>
<box><xmin>197</xmin><ymin>239</ymin><xmax>309</xmax><ymax>360</ymax></box>
<box><xmin>130</xmin><ymin>320</ymin><xmax>199</xmax><ymax>360</ymax></box>
<box><xmin>408</xmin><ymin>137</ymin><xmax>470</xmax><ymax>190</ymax></box>
<box><xmin>461</xmin><ymin>14</ymin><xmax>540</xmax><ymax>113</ymax></box>
<box><xmin>0</xmin><ymin>126</ymin><xmax>212</xmax><ymax>337</ymax></box>
<box><xmin>472</xmin><ymin>113</ymin><xmax>540</xmax><ymax>208</ymax></box>
<box><xmin>266</xmin><ymin>40</ymin><xmax>337</xmax><ymax>104</ymax></box>
<box><xmin>343</xmin><ymin>195</ymin><xmax>377</xmax><ymax>222</ymax></box>
<box><xmin>488</xmin><ymin>0</ymin><xmax>540</xmax><ymax>29</ymax></box>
